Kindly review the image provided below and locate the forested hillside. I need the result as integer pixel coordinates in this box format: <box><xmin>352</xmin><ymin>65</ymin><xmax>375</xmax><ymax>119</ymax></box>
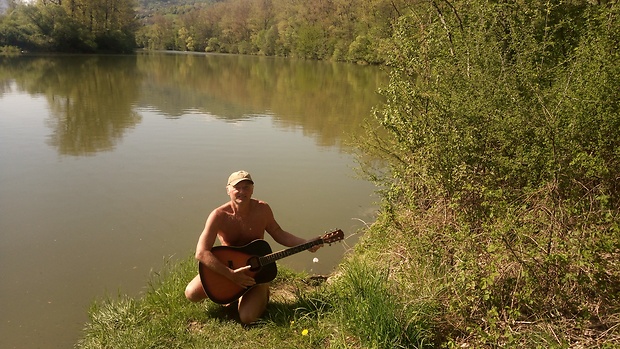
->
<box><xmin>0</xmin><ymin>0</ymin><xmax>402</xmax><ymax>63</ymax></box>
<box><xmin>136</xmin><ymin>0</ymin><xmax>214</xmax><ymax>17</ymax></box>
<box><xmin>134</xmin><ymin>0</ymin><xmax>405</xmax><ymax>63</ymax></box>
<box><xmin>0</xmin><ymin>0</ymin><xmax>139</xmax><ymax>53</ymax></box>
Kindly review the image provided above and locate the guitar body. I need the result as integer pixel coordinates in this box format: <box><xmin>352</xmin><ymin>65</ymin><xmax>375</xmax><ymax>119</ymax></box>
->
<box><xmin>199</xmin><ymin>239</ymin><xmax>278</xmax><ymax>304</ymax></box>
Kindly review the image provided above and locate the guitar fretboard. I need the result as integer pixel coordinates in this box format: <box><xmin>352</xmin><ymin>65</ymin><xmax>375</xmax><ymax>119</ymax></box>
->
<box><xmin>258</xmin><ymin>239</ymin><xmax>322</xmax><ymax>266</ymax></box>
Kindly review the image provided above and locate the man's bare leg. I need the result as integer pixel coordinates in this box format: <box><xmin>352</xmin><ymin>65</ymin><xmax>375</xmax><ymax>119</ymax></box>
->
<box><xmin>238</xmin><ymin>283</ymin><xmax>270</xmax><ymax>325</ymax></box>
<box><xmin>185</xmin><ymin>274</ymin><xmax>269</xmax><ymax>324</ymax></box>
<box><xmin>185</xmin><ymin>274</ymin><xmax>207</xmax><ymax>302</ymax></box>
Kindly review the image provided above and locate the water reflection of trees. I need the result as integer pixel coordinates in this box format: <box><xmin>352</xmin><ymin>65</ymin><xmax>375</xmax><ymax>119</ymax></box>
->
<box><xmin>1</xmin><ymin>52</ymin><xmax>385</xmax><ymax>155</ymax></box>
<box><xmin>136</xmin><ymin>52</ymin><xmax>387</xmax><ymax>148</ymax></box>
<box><xmin>0</xmin><ymin>55</ymin><xmax>142</xmax><ymax>155</ymax></box>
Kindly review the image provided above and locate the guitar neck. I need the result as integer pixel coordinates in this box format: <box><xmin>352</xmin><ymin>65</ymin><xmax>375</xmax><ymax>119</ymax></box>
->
<box><xmin>259</xmin><ymin>239</ymin><xmax>323</xmax><ymax>266</ymax></box>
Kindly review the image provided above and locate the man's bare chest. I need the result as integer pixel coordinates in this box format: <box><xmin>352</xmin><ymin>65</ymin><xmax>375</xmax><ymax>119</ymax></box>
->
<box><xmin>218</xmin><ymin>213</ymin><xmax>266</xmax><ymax>246</ymax></box>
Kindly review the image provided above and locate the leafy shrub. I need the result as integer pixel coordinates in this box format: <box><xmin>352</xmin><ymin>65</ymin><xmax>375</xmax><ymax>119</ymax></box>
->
<box><xmin>360</xmin><ymin>1</ymin><xmax>620</xmax><ymax>346</ymax></box>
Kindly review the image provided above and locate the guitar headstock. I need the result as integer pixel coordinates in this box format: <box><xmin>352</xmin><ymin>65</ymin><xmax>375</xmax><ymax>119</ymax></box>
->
<box><xmin>320</xmin><ymin>229</ymin><xmax>344</xmax><ymax>244</ymax></box>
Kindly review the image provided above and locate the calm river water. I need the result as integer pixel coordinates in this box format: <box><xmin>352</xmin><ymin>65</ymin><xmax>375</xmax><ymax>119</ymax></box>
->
<box><xmin>0</xmin><ymin>52</ymin><xmax>387</xmax><ymax>348</ymax></box>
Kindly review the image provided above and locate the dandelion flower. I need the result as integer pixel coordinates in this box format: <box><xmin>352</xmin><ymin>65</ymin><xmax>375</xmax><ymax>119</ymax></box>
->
<box><xmin>302</xmin><ymin>329</ymin><xmax>309</xmax><ymax>336</ymax></box>
<box><xmin>312</xmin><ymin>257</ymin><xmax>319</xmax><ymax>263</ymax></box>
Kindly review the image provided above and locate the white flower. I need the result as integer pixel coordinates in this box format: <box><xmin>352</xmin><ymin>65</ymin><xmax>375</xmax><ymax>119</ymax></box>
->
<box><xmin>312</xmin><ymin>257</ymin><xmax>319</xmax><ymax>263</ymax></box>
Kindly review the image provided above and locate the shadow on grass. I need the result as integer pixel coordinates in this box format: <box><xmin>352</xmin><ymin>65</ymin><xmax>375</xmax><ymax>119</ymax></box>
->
<box><xmin>201</xmin><ymin>282</ymin><xmax>328</xmax><ymax>329</ymax></box>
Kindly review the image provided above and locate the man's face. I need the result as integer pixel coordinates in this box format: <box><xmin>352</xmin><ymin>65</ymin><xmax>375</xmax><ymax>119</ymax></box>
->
<box><xmin>227</xmin><ymin>181</ymin><xmax>254</xmax><ymax>203</ymax></box>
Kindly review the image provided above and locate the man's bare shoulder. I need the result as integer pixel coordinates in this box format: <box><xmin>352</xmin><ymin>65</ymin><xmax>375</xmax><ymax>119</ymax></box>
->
<box><xmin>210</xmin><ymin>202</ymin><xmax>233</xmax><ymax>218</ymax></box>
<box><xmin>250</xmin><ymin>198</ymin><xmax>272</xmax><ymax>211</ymax></box>
<box><xmin>250</xmin><ymin>198</ymin><xmax>269</xmax><ymax>206</ymax></box>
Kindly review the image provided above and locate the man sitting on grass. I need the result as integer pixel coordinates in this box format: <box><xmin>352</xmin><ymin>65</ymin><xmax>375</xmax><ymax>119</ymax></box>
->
<box><xmin>184</xmin><ymin>170</ymin><xmax>321</xmax><ymax>324</ymax></box>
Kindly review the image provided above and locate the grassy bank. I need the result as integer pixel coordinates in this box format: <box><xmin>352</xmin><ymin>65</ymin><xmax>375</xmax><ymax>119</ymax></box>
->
<box><xmin>77</xmin><ymin>257</ymin><xmax>332</xmax><ymax>349</ymax></box>
<box><xmin>76</xmin><ymin>239</ymin><xmax>437</xmax><ymax>349</ymax></box>
<box><xmin>76</xmin><ymin>213</ymin><xmax>619</xmax><ymax>348</ymax></box>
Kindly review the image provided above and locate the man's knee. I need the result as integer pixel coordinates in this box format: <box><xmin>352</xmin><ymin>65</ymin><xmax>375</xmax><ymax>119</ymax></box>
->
<box><xmin>238</xmin><ymin>285</ymin><xmax>269</xmax><ymax>324</ymax></box>
<box><xmin>184</xmin><ymin>284</ymin><xmax>197</xmax><ymax>302</ymax></box>
<box><xmin>185</xmin><ymin>283</ymin><xmax>205</xmax><ymax>302</ymax></box>
<box><xmin>239</xmin><ymin>311</ymin><xmax>260</xmax><ymax>325</ymax></box>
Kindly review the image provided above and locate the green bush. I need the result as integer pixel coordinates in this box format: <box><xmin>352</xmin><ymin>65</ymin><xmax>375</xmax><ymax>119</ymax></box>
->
<box><xmin>360</xmin><ymin>1</ymin><xmax>620</xmax><ymax>346</ymax></box>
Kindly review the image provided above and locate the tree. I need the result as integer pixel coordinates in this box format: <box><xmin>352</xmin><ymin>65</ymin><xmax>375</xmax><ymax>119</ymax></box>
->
<box><xmin>62</xmin><ymin>0</ymin><xmax>138</xmax><ymax>52</ymax></box>
<box><xmin>130</xmin><ymin>0</ymin><xmax>406</xmax><ymax>63</ymax></box>
<box><xmin>0</xmin><ymin>0</ymin><xmax>139</xmax><ymax>52</ymax></box>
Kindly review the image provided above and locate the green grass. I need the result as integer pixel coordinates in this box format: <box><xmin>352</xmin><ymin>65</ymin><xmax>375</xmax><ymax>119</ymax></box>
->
<box><xmin>328</xmin><ymin>256</ymin><xmax>437</xmax><ymax>349</ymax></box>
<box><xmin>76</xmin><ymin>225</ymin><xmax>620</xmax><ymax>349</ymax></box>
<box><xmin>76</xmin><ymin>220</ymin><xmax>619</xmax><ymax>348</ymax></box>
<box><xmin>76</xmin><ymin>248</ymin><xmax>438</xmax><ymax>349</ymax></box>
<box><xmin>77</xmin><ymin>257</ymin><xmax>338</xmax><ymax>348</ymax></box>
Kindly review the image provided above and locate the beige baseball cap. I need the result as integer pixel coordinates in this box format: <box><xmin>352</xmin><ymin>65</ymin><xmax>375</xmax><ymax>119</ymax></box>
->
<box><xmin>227</xmin><ymin>170</ymin><xmax>254</xmax><ymax>186</ymax></box>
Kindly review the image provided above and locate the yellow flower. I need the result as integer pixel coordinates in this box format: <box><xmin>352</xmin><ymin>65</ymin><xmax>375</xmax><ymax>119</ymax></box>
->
<box><xmin>301</xmin><ymin>329</ymin><xmax>309</xmax><ymax>336</ymax></box>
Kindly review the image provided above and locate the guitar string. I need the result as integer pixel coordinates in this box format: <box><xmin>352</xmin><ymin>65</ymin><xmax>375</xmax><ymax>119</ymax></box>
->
<box><xmin>256</xmin><ymin>230</ymin><xmax>345</xmax><ymax>266</ymax></box>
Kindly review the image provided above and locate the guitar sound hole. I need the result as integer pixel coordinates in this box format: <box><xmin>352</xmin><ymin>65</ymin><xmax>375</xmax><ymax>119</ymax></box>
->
<box><xmin>247</xmin><ymin>256</ymin><xmax>262</xmax><ymax>271</ymax></box>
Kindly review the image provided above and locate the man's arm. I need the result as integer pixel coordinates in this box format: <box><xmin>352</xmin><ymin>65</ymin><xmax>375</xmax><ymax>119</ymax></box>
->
<box><xmin>263</xmin><ymin>203</ymin><xmax>322</xmax><ymax>252</ymax></box>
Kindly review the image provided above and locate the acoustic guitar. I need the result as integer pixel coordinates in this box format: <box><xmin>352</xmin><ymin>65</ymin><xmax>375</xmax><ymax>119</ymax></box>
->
<box><xmin>199</xmin><ymin>229</ymin><xmax>344</xmax><ymax>304</ymax></box>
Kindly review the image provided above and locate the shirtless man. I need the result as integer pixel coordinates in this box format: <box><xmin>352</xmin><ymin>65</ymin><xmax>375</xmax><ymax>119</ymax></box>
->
<box><xmin>184</xmin><ymin>170</ymin><xmax>321</xmax><ymax>324</ymax></box>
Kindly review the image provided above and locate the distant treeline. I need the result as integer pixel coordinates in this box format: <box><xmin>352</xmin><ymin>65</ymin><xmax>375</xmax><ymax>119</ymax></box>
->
<box><xmin>0</xmin><ymin>0</ymin><xmax>404</xmax><ymax>63</ymax></box>
<box><xmin>1</xmin><ymin>0</ymin><xmax>139</xmax><ymax>53</ymax></box>
<box><xmin>134</xmin><ymin>0</ymin><xmax>405</xmax><ymax>64</ymax></box>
